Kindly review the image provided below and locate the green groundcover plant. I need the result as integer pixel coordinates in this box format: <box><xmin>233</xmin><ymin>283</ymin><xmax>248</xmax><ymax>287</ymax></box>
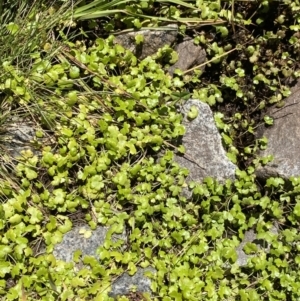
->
<box><xmin>1</xmin><ymin>0</ymin><xmax>300</xmax><ymax>300</ymax></box>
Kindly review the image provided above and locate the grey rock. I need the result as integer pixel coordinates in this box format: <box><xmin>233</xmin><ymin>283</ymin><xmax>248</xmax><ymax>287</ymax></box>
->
<box><xmin>53</xmin><ymin>225</ymin><xmax>155</xmax><ymax>298</ymax></box>
<box><xmin>256</xmin><ymin>82</ymin><xmax>300</xmax><ymax>180</ymax></box>
<box><xmin>1</xmin><ymin>118</ymin><xmax>36</xmax><ymax>158</ymax></box>
<box><xmin>114</xmin><ymin>25</ymin><xmax>178</xmax><ymax>59</ymax></box>
<box><xmin>168</xmin><ymin>38</ymin><xmax>206</xmax><ymax>76</ymax></box>
<box><xmin>235</xmin><ymin>224</ymin><xmax>278</xmax><ymax>267</ymax></box>
<box><xmin>109</xmin><ymin>267</ymin><xmax>155</xmax><ymax>298</ymax></box>
<box><xmin>53</xmin><ymin>225</ymin><xmax>127</xmax><ymax>263</ymax></box>
<box><xmin>0</xmin><ymin>117</ymin><xmax>43</xmax><ymax>176</ymax></box>
<box><xmin>174</xmin><ymin>99</ymin><xmax>236</xmax><ymax>198</ymax></box>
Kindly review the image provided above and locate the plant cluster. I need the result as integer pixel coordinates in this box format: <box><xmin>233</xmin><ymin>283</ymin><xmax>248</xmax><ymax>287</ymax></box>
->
<box><xmin>1</xmin><ymin>0</ymin><xmax>300</xmax><ymax>300</ymax></box>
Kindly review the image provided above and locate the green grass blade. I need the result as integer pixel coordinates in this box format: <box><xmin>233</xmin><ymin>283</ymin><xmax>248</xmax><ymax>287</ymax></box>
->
<box><xmin>74</xmin><ymin>9</ymin><xmax>127</xmax><ymax>20</ymax></box>
<box><xmin>74</xmin><ymin>0</ymin><xmax>108</xmax><ymax>14</ymax></box>
<box><xmin>113</xmin><ymin>26</ymin><xmax>179</xmax><ymax>34</ymax></box>
<box><xmin>74</xmin><ymin>0</ymin><xmax>131</xmax><ymax>15</ymax></box>
<box><xmin>156</xmin><ymin>0</ymin><xmax>199</xmax><ymax>9</ymax></box>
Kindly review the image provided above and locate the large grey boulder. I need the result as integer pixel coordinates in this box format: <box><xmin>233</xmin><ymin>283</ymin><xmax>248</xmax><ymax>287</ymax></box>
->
<box><xmin>53</xmin><ymin>225</ymin><xmax>154</xmax><ymax>298</ymax></box>
<box><xmin>168</xmin><ymin>38</ymin><xmax>206</xmax><ymax>76</ymax></box>
<box><xmin>114</xmin><ymin>27</ymin><xmax>207</xmax><ymax>76</ymax></box>
<box><xmin>175</xmin><ymin>99</ymin><xmax>236</xmax><ymax>197</ymax></box>
<box><xmin>53</xmin><ymin>225</ymin><xmax>127</xmax><ymax>264</ymax></box>
<box><xmin>110</xmin><ymin>267</ymin><xmax>155</xmax><ymax>298</ymax></box>
<box><xmin>2</xmin><ymin>118</ymin><xmax>37</xmax><ymax>159</ymax></box>
<box><xmin>114</xmin><ymin>25</ymin><xmax>178</xmax><ymax>60</ymax></box>
<box><xmin>0</xmin><ymin>117</ymin><xmax>44</xmax><ymax>177</ymax></box>
<box><xmin>235</xmin><ymin>225</ymin><xmax>278</xmax><ymax>267</ymax></box>
<box><xmin>256</xmin><ymin>83</ymin><xmax>300</xmax><ymax>180</ymax></box>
